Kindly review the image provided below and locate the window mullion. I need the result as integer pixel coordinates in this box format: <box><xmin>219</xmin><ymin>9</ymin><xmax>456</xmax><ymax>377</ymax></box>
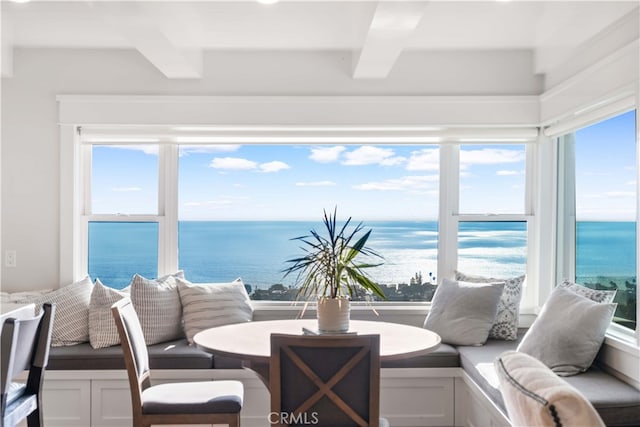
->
<box><xmin>438</xmin><ymin>144</ymin><xmax>459</xmax><ymax>282</ymax></box>
<box><xmin>158</xmin><ymin>144</ymin><xmax>179</xmax><ymax>276</ymax></box>
<box><xmin>556</xmin><ymin>134</ymin><xmax>577</xmax><ymax>284</ymax></box>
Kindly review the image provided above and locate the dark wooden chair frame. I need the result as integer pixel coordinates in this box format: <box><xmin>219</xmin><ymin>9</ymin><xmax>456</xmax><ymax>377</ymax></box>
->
<box><xmin>111</xmin><ymin>298</ymin><xmax>241</xmax><ymax>427</ymax></box>
<box><xmin>1</xmin><ymin>303</ymin><xmax>55</xmax><ymax>427</ymax></box>
<box><xmin>270</xmin><ymin>333</ymin><xmax>382</xmax><ymax>427</ymax></box>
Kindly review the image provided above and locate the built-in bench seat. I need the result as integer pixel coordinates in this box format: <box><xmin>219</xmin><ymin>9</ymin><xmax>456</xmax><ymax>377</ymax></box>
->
<box><xmin>459</xmin><ymin>331</ymin><xmax>640</xmax><ymax>427</ymax></box>
<box><xmin>46</xmin><ymin>331</ymin><xmax>640</xmax><ymax>426</ymax></box>
<box><xmin>48</xmin><ymin>340</ymin><xmax>463</xmax><ymax>370</ymax></box>
<box><xmin>48</xmin><ymin>339</ymin><xmax>214</xmax><ymax>370</ymax></box>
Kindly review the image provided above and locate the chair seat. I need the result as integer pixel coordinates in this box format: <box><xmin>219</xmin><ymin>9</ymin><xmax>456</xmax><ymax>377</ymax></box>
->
<box><xmin>141</xmin><ymin>380</ymin><xmax>243</xmax><ymax>415</ymax></box>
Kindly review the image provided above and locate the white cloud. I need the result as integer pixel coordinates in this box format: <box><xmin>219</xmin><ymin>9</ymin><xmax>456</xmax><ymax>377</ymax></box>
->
<box><xmin>353</xmin><ymin>175</ymin><xmax>438</xmax><ymax>191</ymax></box>
<box><xmin>460</xmin><ymin>148</ymin><xmax>525</xmax><ymax>168</ymax></box>
<box><xmin>343</xmin><ymin>146</ymin><xmax>403</xmax><ymax>166</ymax></box>
<box><xmin>112</xmin><ymin>187</ymin><xmax>142</xmax><ymax>192</ymax></box>
<box><xmin>111</xmin><ymin>145</ymin><xmax>159</xmax><ymax>155</ymax></box>
<box><xmin>209</xmin><ymin>157</ymin><xmax>257</xmax><ymax>170</ymax></box>
<box><xmin>496</xmin><ymin>170</ymin><xmax>519</xmax><ymax>176</ymax></box>
<box><xmin>179</xmin><ymin>145</ymin><xmax>241</xmax><ymax>156</ymax></box>
<box><xmin>260</xmin><ymin>161</ymin><xmax>290</xmax><ymax>173</ymax></box>
<box><xmin>406</xmin><ymin>148</ymin><xmax>439</xmax><ymax>171</ymax></box>
<box><xmin>295</xmin><ymin>181</ymin><xmax>336</xmax><ymax>187</ymax></box>
<box><xmin>309</xmin><ymin>146</ymin><xmax>346</xmax><ymax>163</ymax></box>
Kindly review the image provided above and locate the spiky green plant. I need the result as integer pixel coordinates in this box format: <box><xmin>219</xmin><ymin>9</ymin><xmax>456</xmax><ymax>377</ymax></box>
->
<box><xmin>283</xmin><ymin>208</ymin><xmax>386</xmax><ymax>300</ymax></box>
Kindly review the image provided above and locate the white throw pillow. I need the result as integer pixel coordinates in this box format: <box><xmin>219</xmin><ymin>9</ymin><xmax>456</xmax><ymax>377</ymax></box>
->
<box><xmin>517</xmin><ymin>287</ymin><xmax>616</xmax><ymax>376</ymax></box>
<box><xmin>130</xmin><ymin>272</ymin><xmax>184</xmax><ymax>345</ymax></box>
<box><xmin>455</xmin><ymin>271</ymin><xmax>525</xmax><ymax>340</ymax></box>
<box><xmin>89</xmin><ymin>279</ymin><xmax>128</xmax><ymax>349</ymax></box>
<box><xmin>424</xmin><ymin>278</ymin><xmax>504</xmax><ymax>346</ymax></box>
<box><xmin>177</xmin><ymin>277</ymin><xmax>254</xmax><ymax>344</ymax></box>
<box><xmin>33</xmin><ymin>276</ymin><xmax>94</xmax><ymax>347</ymax></box>
<box><xmin>495</xmin><ymin>351</ymin><xmax>605</xmax><ymax>427</ymax></box>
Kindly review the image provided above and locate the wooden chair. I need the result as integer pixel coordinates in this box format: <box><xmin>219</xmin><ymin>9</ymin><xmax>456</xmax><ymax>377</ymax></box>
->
<box><xmin>111</xmin><ymin>298</ymin><xmax>243</xmax><ymax>427</ymax></box>
<box><xmin>1</xmin><ymin>303</ymin><xmax>56</xmax><ymax>427</ymax></box>
<box><xmin>270</xmin><ymin>333</ymin><xmax>389</xmax><ymax>427</ymax></box>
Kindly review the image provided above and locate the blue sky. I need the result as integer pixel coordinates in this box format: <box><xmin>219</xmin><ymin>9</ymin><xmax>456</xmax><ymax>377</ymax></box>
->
<box><xmin>91</xmin><ymin>110</ymin><xmax>636</xmax><ymax>221</ymax></box>
<box><xmin>575</xmin><ymin>110</ymin><xmax>637</xmax><ymax>221</ymax></box>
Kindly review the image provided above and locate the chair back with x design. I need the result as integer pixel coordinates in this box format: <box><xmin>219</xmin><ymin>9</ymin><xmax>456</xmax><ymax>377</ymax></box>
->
<box><xmin>270</xmin><ymin>333</ymin><xmax>381</xmax><ymax>427</ymax></box>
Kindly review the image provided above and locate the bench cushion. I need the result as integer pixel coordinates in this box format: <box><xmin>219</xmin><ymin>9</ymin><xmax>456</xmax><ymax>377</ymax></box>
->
<box><xmin>48</xmin><ymin>339</ymin><xmax>214</xmax><ymax>370</ymax></box>
<box><xmin>48</xmin><ymin>339</ymin><xmax>460</xmax><ymax>370</ymax></box>
<box><xmin>382</xmin><ymin>343</ymin><xmax>459</xmax><ymax>368</ymax></box>
<box><xmin>459</xmin><ymin>332</ymin><xmax>640</xmax><ymax>426</ymax></box>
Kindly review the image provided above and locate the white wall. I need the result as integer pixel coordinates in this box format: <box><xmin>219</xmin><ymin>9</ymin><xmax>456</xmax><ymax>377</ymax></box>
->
<box><xmin>0</xmin><ymin>47</ymin><xmax>541</xmax><ymax>291</ymax></box>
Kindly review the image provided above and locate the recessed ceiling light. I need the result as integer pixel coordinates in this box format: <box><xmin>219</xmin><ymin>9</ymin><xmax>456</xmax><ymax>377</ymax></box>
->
<box><xmin>9</xmin><ymin>0</ymin><xmax>31</xmax><ymax>3</ymax></box>
<box><xmin>256</xmin><ymin>0</ymin><xmax>279</xmax><ymax>5</ymax></box>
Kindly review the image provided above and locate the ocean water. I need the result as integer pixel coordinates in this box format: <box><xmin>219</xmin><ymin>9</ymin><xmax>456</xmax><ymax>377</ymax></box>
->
<box><xmin>88</xmin><ymin>221</ymin><xmax>636</xmax><ymax>294</ymax></box>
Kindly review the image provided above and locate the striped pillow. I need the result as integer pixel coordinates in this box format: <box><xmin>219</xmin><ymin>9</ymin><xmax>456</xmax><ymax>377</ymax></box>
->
<box><xmin>89</xmin><ymin>279</ymin><xmax>128</xmax><ymax>349</ymax></box>
<box><xmin>130</xmin><ymin>273</ymin><xmax>184</xmax><ymax>345</ymax></box>
<box><xmin>177</xmin><ymin>278</ymin><xmax>254</xmax><ymax>344</ymax></box>
<box><xmin>34</xmin><ymin>276</ymin><xmax>94</xmax><ymax>347</ymax></box>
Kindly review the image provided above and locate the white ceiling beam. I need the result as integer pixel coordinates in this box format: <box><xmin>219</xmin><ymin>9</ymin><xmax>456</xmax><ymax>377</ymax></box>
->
<box><xmin>88</xmin><ymin>2</ymin><xmax>202</xmax><ymax>79</ymax></box>
<box><xmin>352</xmin><ymin>1</ymin><xmax>429</xmax><ymax>79</ymax></box>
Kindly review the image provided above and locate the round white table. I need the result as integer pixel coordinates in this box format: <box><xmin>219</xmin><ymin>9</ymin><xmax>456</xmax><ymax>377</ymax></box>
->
<box><xmin>194</xmin><ymin>319</ymin><xmax>441</xmax><ymax>388</ymax></box>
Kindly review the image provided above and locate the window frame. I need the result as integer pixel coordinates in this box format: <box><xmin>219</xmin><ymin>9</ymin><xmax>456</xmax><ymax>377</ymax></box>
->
<box><xmin>78</xmin><ymin>144</ymin><xmax>180</xmax><ymax>280</ymax></box>
<box><xmin>77</xmin><ymin>138</ymin><xmax>536</xmax><ymax>310</ymax></box>
<box><xmin>555</xmin><ymin>108</ymin><xmax>639</xmax><ymax>343</ymax></box>
<box><xmin>440</xmin><ymin>143</ymin><xmax>537</xmax><ymax>312</ymax></box>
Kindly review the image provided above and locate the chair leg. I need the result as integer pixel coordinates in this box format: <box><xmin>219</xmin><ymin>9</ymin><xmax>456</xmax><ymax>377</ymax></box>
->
<box><xmin>26</xmin><ymin>407</ymin><xmax>42</xmax><ymax>427</ymax></box>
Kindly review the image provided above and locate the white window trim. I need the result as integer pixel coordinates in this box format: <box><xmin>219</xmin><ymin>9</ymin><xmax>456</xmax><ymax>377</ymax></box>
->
<box><xmin>554</xmin><ymin>111</ymin><xmax>639</xmax><ymax>346</ymax></box>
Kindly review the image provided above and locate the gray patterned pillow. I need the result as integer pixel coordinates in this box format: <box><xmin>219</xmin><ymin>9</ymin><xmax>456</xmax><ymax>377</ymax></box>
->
<box><xmin>33</xmin><ymin>276</ymin><xmax>94</xmax><ymax>347</ymax></box>
<box><xmin>130</xmin><ymin>273</ymin><xmax>184</xmax><ymax>345</ymax></box>
<box><xmin>455</xmin><ymin>271</ymin><xmax>525</xmax><ymax>340</ymax></box>
<box><xmin>177</xmin><ymin>278</ymin><xmax>253</xmax><ymax>344</ymax></box>
<box><xmin>89</xmin><ymin>279</ymin><xmax>127</xmax><ymax>349</ymax></box>
<box><xmin>558</xmin><ymin>279</ymin><xmax>616</xmax><ymax>303</ymax></box>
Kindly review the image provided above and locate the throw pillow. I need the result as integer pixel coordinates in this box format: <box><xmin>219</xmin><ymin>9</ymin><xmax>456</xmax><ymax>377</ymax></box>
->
<box><xmin>455</xmin><ymin>271</ymin><xmax>525</xmax><ymax>340</ymax></box>
<box><xmin>558</xmin><ymin>279</ymin><xmax>616</xmax><ymax>303</ymax></box>
<box><xmin>517</xmin><ymin>287</ymin><xmax>616</xmax><ymax>376</ymax></box>
<box><xmin>89</xmin><ymin>279</ymin><xmax>128</xmax><ymax>349</ymax></box>
<box><xmin>423</xmin><ymin>278</ymin><xmax>504</xmax><ymax>346</ymax></box>
<box><xmin>33</xmin><ymin>276</ymin><xmax>94</xmax><ymax>347</ymax></box>
<box><xmin>130</xmin><ymin>273</ymin><xmax>184</xmax><ymax>345</ymax></box>
<box><xmin>177</xmin><ymin>278</ymin><xmax>254</xmax><ymax>344</ymax></box>
<box><xmin>495</xmin><ymin>351</ymin><xmax>605</xmax><ymax>427</ymax></box>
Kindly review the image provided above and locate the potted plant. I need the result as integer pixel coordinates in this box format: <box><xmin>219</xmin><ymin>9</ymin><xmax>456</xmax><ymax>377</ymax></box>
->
<box><xmin>283</xmin><ymin>208</ymin><xmax>386</xmax><ymax>332</ymax></box>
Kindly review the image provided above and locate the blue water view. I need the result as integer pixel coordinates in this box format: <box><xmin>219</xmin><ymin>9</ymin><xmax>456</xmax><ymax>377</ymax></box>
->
<box><xmin>88</xmin><ymin>221</ymin><xmax>636</xmax><ymax>295</ymax></box>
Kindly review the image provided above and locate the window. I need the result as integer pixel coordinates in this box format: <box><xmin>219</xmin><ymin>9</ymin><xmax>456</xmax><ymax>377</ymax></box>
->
<box><xmin>91</xmin><ymin>145</ymin><xmax>158</xmax><ymax>215</ymax></box>
<box><xmin>83</xmin><ymin>139</ymin><xmax>533</xmax><ymax>302</ymax></box>
<box><xmin>88</xmin><ymin>222</ymin><xmax>158</xmax><ymax>287</ymax></box>
<box><xmin>88</xmin><ymin>144</ymin><xmax>439</xmax><ymax>301</ymax></box>
<box><xmin>569</xmin><ymin>110</ymin><xmax>637</xmax><ymax>330</ymax></box>
<box><xmin>457</xmin><ymin>145</ymin><xmax>528</xmax><ymax>278</ymax></box>
<box><xmin>86</xmin><ymin>145</ymin><xmax>162</xmax><ymax>289</ymax></box>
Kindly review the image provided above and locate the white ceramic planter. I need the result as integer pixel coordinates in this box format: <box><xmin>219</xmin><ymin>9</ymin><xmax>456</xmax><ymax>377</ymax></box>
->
<box><xmin>317</xmin><ymin>297</ymin><xmax>350</xmax><ymax>332</ymax></box>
